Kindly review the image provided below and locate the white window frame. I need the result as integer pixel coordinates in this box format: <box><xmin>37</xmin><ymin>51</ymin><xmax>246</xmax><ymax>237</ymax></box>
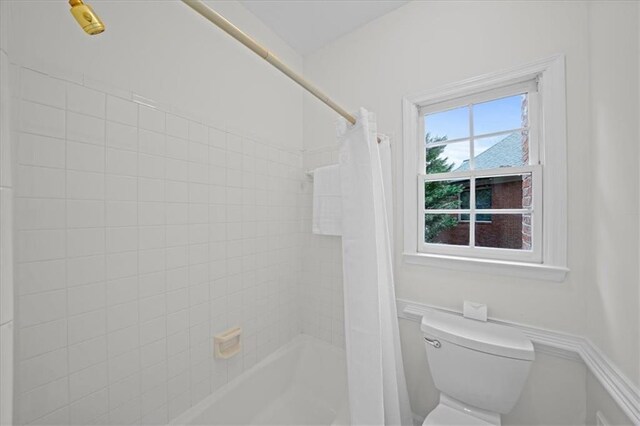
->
<box><xmin>418</xmin><ymin>79</ymin><xmax>542</xmax><ymax>263</ymax></box>
<box><xmin>402</xmin><ymin>55</ymin><xmax>569</xmax><ymax>281</ymax></box>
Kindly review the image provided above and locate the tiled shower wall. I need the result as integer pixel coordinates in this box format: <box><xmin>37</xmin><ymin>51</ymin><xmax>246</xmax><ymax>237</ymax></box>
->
<box><xmin>300</xmin><ymin>147</ymin><xmax>345</xmax><ymax>348</ymax></box>
<box><xmin>13</xmin><ymin>66</ymin><xmax>304</xmax><ymax>425</ymax></box>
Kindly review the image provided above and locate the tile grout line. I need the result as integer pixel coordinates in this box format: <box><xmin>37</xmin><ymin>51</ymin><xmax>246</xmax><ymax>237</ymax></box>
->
<box><xmin>160</xmin><ymin>107</ymin><xmax>169</xmax><ymax>423</ymax></box>
<box><xmin>62</xmin><ymin>69</ymin><xmax>71</xmax><ymax>426</ymax></box>
<box><xmin>102</xmin><ymin>84</ymin><xmax>110</xmax><ymax>424</ymax></box>
<box><xmin>132</xmin><ymin>99</ymin><xmax>142</xmax><ymax>424</ymax></box>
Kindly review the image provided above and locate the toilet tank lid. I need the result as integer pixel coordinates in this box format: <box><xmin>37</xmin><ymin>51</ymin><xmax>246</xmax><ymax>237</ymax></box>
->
<box><xmin>421</xmin><ymin>310</ymin><xmax>535</xmax><ymax>361</ymax></box>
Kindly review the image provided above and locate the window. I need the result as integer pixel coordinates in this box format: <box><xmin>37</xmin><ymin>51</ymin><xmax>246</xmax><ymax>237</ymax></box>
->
<box><xmin>420</xmin><ymin>84</ymin><xmax>541</xmax><ymax>262</ymax></box>
<box><xmin>402</xmin><ymin>56</ymin><xmax>569</xmax><ymax>281</ymax></box>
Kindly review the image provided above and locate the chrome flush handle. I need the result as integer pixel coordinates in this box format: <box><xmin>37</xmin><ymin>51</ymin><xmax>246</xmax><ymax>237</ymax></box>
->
<box><xmin>424</xmin><ymin>337</ymin><xmax>441</xmax><ymax>348</ymax></box>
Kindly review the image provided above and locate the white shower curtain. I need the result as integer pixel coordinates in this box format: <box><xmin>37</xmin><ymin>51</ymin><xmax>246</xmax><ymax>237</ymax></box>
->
<box><xmin>338</xmin><ymin>108</ymin><xmax>413</xmax><ymax>426</ymax></box>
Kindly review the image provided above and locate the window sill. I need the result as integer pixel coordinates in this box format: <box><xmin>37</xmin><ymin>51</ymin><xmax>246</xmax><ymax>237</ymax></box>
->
<box><xmin>403</xmin><ymin>252</ymin><xmax>569</xmax><ymax>282</ymax></box>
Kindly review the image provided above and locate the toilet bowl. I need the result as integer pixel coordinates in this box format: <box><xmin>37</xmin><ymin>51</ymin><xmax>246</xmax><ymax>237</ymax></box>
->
<box><xmin>424</xmin><ymin>394</ymin><xmax>498</xmax><ymax>425</ymax></box>
<box><xmin>421</xmin><ymin>310</ymin><xmax>535</xmax><ymax>426</ymax></box>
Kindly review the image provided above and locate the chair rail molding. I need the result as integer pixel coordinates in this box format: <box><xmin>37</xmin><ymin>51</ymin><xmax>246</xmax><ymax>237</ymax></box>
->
<box><xmin>397</xmin><ymin>299</ymin><xmax>640</xmax><ymax>425</ymax></box>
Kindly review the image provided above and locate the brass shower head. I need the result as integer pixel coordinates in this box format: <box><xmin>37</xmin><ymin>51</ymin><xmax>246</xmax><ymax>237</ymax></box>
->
<box><xmin>69</xmin><ymin>0</ymin><xmax>105</xmax><ymax>35</ymax></box>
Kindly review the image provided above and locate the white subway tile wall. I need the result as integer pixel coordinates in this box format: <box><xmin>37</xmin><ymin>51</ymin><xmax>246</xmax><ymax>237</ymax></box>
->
<box><xmin>14</xmin><ymin>66</ymin><xmax>304</xmax><ymax>425</ymax></box>
<box><xmin>301</xmin><ymin>148</ymin><xmax>345</xmax><ymax>348</ymax></box>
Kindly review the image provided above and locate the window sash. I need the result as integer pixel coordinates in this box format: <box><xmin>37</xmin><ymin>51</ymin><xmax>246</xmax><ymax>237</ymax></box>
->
<box><xmin>420</xmin><ymin>79</ymin><xmax>540</xmax><ymax>175</ymax></box>
<box><xmin>418</xmin><ymin>165</ymin><xmax>542</xmax><ymax>262</ymax></box>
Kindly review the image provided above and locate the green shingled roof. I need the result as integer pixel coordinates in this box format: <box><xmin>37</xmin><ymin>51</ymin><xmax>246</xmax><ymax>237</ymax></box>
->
<box><xmin>454</xmin><ymin>132</ymin><xmax>525</xmax><ymax>172</ymax></box>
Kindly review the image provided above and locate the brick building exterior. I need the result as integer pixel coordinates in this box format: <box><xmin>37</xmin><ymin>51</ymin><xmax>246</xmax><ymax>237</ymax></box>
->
<box><xmin>434</xmin><ymin>176</ymin><xmax>525</xmax><ymax>249</ymax></box>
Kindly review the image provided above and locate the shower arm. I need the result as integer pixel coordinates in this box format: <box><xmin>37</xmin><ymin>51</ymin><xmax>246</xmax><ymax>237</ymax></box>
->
<box><xmin>180</xmin><ymin>0</ymin><xmax>361</xmax><ymax>128</ymax></box>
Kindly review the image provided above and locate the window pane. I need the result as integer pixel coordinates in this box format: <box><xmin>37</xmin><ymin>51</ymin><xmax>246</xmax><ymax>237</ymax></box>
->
<box><xmin>473</xmin><ymin>132</ymin><xmax>527</xmax><ymax>170</ymax></box>
<box><xmin>473</xmin><ymin>94</ymin><xmax>525</xmax><ymax>136</ymax></box>
<box><xmin>425</xmin><ymin>214</ymin><xmax>469</xmax><ymax>246</ymax></box>
<box><xmin>475</xmin><ymin>173</ymin><xmax>532</xmax><ymax>210</ymax></box>
<box><xmin>426</xmin><ymin>141</ymin><xmax>470</xmax><ymax>173</ymax></box>
<box><xmin>424</xmin><ymin>105</ymin><xmax>469</xmax><ymax>141</ymax></box>
<box><xmin>475</xmin><ymin>213</ymin><xmax>532</xmax><ymax>250</ymax></box>
<box><xmin>469</xmin><ymin>185</ymin><xmax>492</xmax><ymax>221</ymax></box>
<box><xmin>425</xmin><ymin>179</ymin><xmax>469</xmax><ymax>210</ymax></box>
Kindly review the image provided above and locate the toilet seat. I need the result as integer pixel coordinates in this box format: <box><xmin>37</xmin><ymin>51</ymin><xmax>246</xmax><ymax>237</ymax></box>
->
<box><xmin>423</xmin><ymin>404</ymin><xmax>495</xmax><ymax>426</ymax></box>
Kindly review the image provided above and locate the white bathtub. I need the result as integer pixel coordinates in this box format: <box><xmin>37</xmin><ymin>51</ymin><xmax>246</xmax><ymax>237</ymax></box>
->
<box><xmin>171</xmin><ymin>335</ymin><xmax>350</xmax><ymax>426</ymax></box>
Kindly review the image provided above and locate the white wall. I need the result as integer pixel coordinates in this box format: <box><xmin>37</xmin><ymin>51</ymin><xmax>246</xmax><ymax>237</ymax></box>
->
<box><xmin>304</xmin><ymin>0</ymin><xmax>591</xmax><ymax>334</ymax></box>
<box><xmin>7</xmin><ymin>1</ymin><xmax>306</xmax><ymax>424</ymax></box>
<box><xmin>585</xmin><ymin>2</ymin><xmax>640</xmax><ymax>423</ymax></box>
<box><xmin>302</xmin><ymin>0</ymin><xmax>638</xmax><ymax>423</ymax></box>
<box><xmin>587</xmin><ymin>0</ymin><xmax>640</xmax><ymax>388</ymax></box>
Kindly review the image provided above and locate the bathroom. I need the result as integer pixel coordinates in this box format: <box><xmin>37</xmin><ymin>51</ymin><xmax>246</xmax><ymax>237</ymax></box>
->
<box><xmin>0</xmin><ymin>1</ymin><xmax>638</xmax><ymax>425</ymax></box>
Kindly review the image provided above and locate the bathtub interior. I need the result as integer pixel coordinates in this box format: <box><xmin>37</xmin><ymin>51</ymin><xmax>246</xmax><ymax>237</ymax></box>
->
<box><xmin>179</xmin><ymin>335</ymin><xmax>349</xmax><ymax>426</ymax></box>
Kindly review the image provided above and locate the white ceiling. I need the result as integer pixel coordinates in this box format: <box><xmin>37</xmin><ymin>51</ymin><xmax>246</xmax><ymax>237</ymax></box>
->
<box><xmin>239</xmin><ymin>0</ymin><xmax>409</xmax><ymax>56</ymax></box>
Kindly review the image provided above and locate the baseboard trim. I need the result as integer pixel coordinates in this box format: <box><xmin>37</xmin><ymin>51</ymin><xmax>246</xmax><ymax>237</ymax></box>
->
<box><xmin>397</xmin><ymin>299</ymin><xmax>640</xmax><ymax>425</ymax></box>
<box><xmin>580</xmin><ymin>339</ymin><xmax>640</xmax><ymax>425</ymax></box>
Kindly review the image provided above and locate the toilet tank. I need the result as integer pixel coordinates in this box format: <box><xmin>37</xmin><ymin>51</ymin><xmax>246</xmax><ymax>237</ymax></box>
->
<box><xmin>421</xmin><ymin>310</ymin><xmax>535</xmax><ymax>414</ymax></box>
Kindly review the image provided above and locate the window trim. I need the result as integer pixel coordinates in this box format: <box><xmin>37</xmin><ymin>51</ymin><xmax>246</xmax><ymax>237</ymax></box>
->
<box><xmin>402</xmin><ymin>55</ymin><xmax>568</xmax><ymax>282</ymax></box>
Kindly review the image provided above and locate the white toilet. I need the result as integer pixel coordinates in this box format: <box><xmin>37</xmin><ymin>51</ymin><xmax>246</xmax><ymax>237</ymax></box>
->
<box><xmin>421</xmin><ymin>310</ymin><xmax>535</xmax><ymax>425</ymax></box>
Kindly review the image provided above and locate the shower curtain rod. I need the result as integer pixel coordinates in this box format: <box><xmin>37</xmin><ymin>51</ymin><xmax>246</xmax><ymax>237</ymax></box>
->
<box><xmin>181</xmin><ymin>0</ymin><xmax>357</xmax><ymax>126</ymax></box>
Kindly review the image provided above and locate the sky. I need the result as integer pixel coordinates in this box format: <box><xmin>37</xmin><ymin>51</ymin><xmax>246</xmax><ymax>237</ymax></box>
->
<box><xmin>424</xmin><ymin>94</ymin><xmax>524</xmax><ymax>170</ymax></box>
